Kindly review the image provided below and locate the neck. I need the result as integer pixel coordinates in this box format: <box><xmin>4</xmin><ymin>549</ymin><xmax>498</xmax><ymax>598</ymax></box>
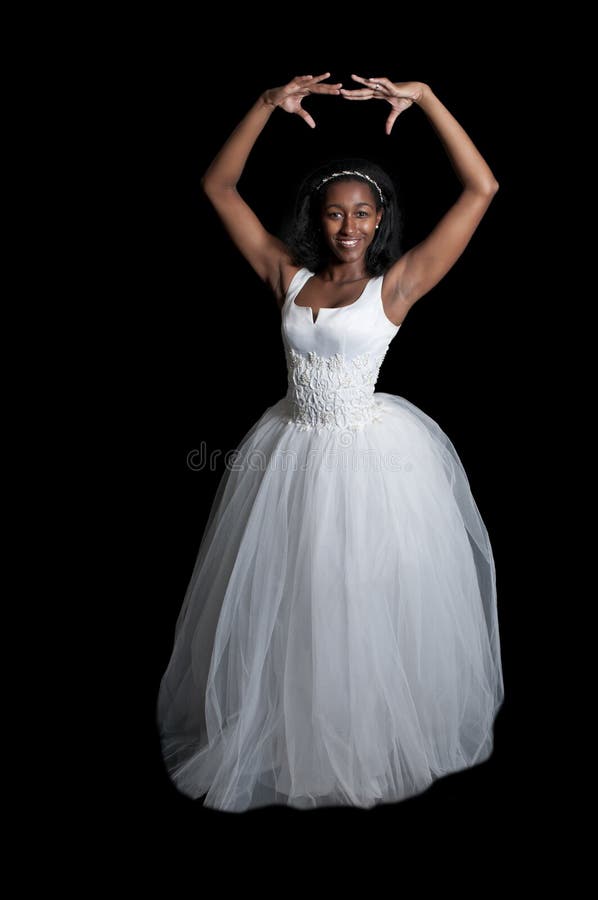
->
<box><xmin>319</xmin><ymin>260</ymin><xmax>369</xmax><ymax>283</ymax></box>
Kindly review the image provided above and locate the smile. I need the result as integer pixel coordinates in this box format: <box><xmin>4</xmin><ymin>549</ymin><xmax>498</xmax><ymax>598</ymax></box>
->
<box><xmin>336</xmin><ymin>239</ymin><xmax>361</xmax><ymax>248</ymax></box>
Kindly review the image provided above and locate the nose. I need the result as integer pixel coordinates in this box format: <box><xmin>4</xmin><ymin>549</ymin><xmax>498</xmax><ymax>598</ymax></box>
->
<box><xmin>339</xmin><ymin>218</ymin><xmax>357</xmax><ymax>235</ymax></box>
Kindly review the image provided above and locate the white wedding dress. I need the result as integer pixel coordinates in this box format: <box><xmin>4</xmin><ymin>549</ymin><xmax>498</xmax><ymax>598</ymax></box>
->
<box><xmin>156</xmin><ymin>268</ymin><xmax>504</xmax><ymax>812</ymax></box>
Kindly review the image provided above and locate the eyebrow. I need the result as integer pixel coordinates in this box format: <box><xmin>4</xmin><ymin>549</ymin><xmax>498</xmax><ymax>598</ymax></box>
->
<box><xmin>325</xmin><ymin>201</ymin><xmax>374</xmax><ymax>209</ymax></box>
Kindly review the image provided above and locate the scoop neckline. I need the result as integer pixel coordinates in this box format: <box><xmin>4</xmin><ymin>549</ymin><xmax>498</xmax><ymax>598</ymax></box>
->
<box><xmin>291</xmin><ymin>269</ymin><xmax>375</xmax><ymax>326</ymax></box>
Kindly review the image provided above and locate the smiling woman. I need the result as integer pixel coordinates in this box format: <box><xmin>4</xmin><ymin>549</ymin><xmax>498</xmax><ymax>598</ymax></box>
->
<box><xmin>325</xmin><ymin>184</ymin><xmax>379</xmax><ymax>255</ymax></box>
<box><xmin>156</xmin><ymin>72</ymin><xmax>504</xmax><ymax>813</ymax></box>
<box><xmin>285</xmin><ymin>158</ymin><xmax>403</xmax><ymax>282</ymax></box>
<box><xmin>283</xmin><ymin>160</ymin><xmax>404</xmax><ymax>324</ymax></box>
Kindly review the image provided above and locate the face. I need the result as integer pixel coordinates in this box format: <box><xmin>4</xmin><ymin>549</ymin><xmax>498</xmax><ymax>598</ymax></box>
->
<box><xmin>320</xmin><ymin>180</ymin><xmax>383</xmax><ymax>263</ymax></box>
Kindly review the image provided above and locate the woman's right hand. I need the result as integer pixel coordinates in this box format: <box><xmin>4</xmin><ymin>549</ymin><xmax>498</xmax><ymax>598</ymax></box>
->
<box><xmin>262</xmin><ymin>73</ymin><xmax>342</xmax><ymax>129</ymax></box>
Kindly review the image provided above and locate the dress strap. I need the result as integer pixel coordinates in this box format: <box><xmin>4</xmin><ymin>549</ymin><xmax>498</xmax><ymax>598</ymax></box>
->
<box><xmin>373</xmin><ymin>273</ymin><xmax>402</xmax><ymax>331</ymax></box>
<box><xmin>284</xmin><ymin>268</ymin><xmax>313</xmax><ymax>308</ymax></box>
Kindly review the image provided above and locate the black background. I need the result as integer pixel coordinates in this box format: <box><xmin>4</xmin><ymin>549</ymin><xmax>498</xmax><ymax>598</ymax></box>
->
<box><xmin>110</xmin><ymin>23</ymin><xmax>558</xmax><ymax>860</ymax></box>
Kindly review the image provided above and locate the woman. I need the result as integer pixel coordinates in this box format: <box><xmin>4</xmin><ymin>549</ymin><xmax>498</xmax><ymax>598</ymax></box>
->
<box><xmin>156</xmin><ymin>73</ymin><xmax>504</xmax><ymax>812</ymax></box>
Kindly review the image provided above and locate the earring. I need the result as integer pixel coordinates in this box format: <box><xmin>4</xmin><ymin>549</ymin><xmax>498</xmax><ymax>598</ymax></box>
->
<box><xmin>376</xmin><ymin>225</ymin><xmax>379</xmax><ymax>229</ymax></box>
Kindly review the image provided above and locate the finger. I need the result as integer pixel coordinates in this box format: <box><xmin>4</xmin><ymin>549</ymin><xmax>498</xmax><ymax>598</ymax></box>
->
<box><xmin>350</xmin><ymin>75</ymin><xmax>390</xmax><ymax>96</ymax></box>
<box><xmin>310</xmin><ymin>83</ymin><xmax>343</xmax><ymax>94</ymax></box>
<box><xmin>340</xmin><ymin>87</ymin><xmax>376</xmax><ymax>99</ymax></box>
<box><xmin>366</xmin><ymin>79</ymin><xmax>392</xmax><ymax>95</ymax></box>
<box><xmin>297</xmin><ymin>108</ymin><xmax>316</xmax><ymax>129</ymax></box>
<box><xmin>290</xmin><ymin>76</ymin><xmax>314</xmax><ymax>90</ymax></box>
<box><xmin>309</xmin><ymin>72</ymin><xmax>332</xmax><ymax>84</ymax></box>
<box><xmin>386</xmin><ymin>109</ymin><xmax>400</xmax><ymax>135</ymax></box>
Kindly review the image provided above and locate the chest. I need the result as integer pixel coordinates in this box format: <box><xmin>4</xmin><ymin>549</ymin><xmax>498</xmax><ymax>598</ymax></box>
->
<box><xmin>293</xmin><ymin>277</ymin><xmax>371</xmax><ymax>313</ymax></box>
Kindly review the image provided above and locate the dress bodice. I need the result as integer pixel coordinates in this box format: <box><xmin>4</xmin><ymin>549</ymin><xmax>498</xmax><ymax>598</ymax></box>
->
<box><xmin>281</xmin><ymin>268</ymin><xmax>401</xmax><ymax>432</ymax></box>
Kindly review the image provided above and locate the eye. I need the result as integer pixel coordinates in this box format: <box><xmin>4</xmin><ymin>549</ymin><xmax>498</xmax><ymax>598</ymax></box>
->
<box><xmin>355</xmin><ymin>211</ymin><xmax>369</xmax><ymax>217</ymax></box>
<box><xmin>328</xmin><ymin>212</ymin><xmax>342</xmax><ymax>219</ymax></box>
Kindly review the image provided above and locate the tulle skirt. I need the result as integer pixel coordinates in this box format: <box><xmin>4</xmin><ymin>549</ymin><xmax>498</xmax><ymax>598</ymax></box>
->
<box><xmin>156</xmin><ymin>392</ymin><xmax>504</xmax><ymax>812</ymax></box>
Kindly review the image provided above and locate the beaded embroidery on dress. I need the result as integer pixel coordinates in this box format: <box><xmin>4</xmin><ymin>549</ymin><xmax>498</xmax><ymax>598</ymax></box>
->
<box><xmin>284</xmin><ymin>347</ymin><xmax>386</xmax><ymax>431</ymax></box>
<box><xmin>156</xmin><ymin>267</ymin><xmax>504</xmax><ymax>812</ymax></box>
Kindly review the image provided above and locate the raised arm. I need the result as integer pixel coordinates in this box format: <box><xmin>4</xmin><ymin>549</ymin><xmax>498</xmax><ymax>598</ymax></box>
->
<box><xmin>342</xmin><ymin>76</ymin><xmax>499</xmax><ymax>323</ymax></box>
<box><xmin>201</xmin><ymin>74</ymin><xmax>342</xmax><ymax>304</ymax></box>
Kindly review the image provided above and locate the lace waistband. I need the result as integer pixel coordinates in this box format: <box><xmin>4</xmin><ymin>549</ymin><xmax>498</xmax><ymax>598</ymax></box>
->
<box><xmin>284</xmin><ymin>348</ymin><xmax>385</xmax><ymax>432</ymax></box>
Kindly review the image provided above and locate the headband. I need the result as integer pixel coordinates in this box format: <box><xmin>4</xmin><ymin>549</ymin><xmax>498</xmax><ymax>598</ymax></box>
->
<box><xmin>316</xmin><ymin>170</ymin><xmax>384</xmax><ymax>205</ymax></box>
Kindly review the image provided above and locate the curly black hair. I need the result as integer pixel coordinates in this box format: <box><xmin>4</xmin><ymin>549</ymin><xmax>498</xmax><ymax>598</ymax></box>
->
<box><xmin>283</xmin><ymin>158</ymin><xmax>403</xmax><ymax>277</ymax></box>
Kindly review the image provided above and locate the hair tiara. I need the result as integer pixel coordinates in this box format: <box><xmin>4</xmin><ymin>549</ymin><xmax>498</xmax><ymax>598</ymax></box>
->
<box><xmin>316</xmin><ymin>170</ymin><xmax>384</xmax><ymax>205</ymax></box>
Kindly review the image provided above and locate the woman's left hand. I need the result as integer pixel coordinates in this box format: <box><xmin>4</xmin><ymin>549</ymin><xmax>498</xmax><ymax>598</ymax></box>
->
<box><xmin>341</xmin><ymin>75</ymin><xmax>426</xmax><ymax>134</ymax></box>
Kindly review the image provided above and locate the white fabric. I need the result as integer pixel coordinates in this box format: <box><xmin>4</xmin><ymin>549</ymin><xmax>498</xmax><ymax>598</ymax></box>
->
<box><xmin>156</xmin><ymin>268</ymin><xmax>504</xmax><ymax>811</ymax></box>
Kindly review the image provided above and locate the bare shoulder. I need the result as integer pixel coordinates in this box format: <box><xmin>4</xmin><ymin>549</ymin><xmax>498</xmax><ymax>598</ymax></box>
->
<box><xmin>380</xmin><ymin>258</ymin><xmax>412</xmax><ymax>327</ymax></box>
